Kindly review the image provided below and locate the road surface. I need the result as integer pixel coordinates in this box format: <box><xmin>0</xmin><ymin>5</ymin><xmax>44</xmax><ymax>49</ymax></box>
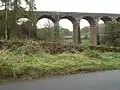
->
<box><xmin>0</xmin><ymin>70</ymin><xmax>120</xmax><ymax>90</ymax></box>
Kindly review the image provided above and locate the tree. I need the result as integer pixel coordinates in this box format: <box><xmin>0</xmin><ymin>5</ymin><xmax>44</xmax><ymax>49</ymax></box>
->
<box><xmin>0</xmin><ymin>0</ymin><xmax>37</xmax><ymax>39</ymax></box>
<box><xmin>0</xmin><ymin>0</ymin><xmax>27</xmax><ymax>39</ymax></box>
<box><xmin>105</xmin><ymin>21</ymin><xmax>120</xmax><ymax>46</ymax></box>
<box><xmin>25</xmin><ymin>0</ymin><xmax>36</xmax><ymax>11</ymax></box>
<box><xmin>25</xmin><ymin>0</ymin><xmax>36</xmax><ymax>39</ymax></box>
<box><xmin>20</xmin><ymin>20</ymin><xmax>36</xmax><ymax>38</ymax></box>
<box><xmin>10</xmin><ymin>0</ymin><xmax>22</xmax><ymax>37</ymax></box>
<box><xmin>0</xmin><ymin>11</ymin><xmax>5</xmax><ymax>38</ymax></box>
<box><xmin>36</xmin><ymin>19</ymin><xmax>54</xmax><ymax>41</ymax></box>
<box><xmin>36</xmin><ymin>20</ymin><xmax>72</xmax><ymax>41</ymax></box>
<box><xmin>0</xmin><ymin>0</ymin><xmax>10</xmax><ymax>39</ymax></box>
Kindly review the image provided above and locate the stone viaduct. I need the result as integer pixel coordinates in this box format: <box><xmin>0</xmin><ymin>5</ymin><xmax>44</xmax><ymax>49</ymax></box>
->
<box><xmin>17</xmin><ymin>11</ymin><xmax>120</xmax><ymax>45</ymax></box>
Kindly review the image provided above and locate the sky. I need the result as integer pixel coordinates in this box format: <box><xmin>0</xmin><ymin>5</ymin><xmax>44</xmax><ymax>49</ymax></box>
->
<box><xmin>35</xmin><ymin>0</ymin><xmax>120</xmax><ymax>13</ymax></box>
<box><xmin>1</xmin><ymin>0</ymin><xmax>120</xmax><ymax>30</ymax></box>
<box><xmin>35</xmin><ymin>0</ymin><xmax>120</xmax><ymax>30</ymax></box>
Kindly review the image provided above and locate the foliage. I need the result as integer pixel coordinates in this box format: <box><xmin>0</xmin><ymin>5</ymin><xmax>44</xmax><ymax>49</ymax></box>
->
<box><xmin>0</xmin><ymin>40</ymin><xmax>84</xmax><ymax>54</ymax></box>
<box><xmin>59</xmin><ymin>27</ymin><xmax>72</xmax><ymax>37</ymax></box>
<box><xmin>36</xmin><ymin>28</ymin><xmax>54</xmax><ymax>41</ymax></box>
<box><xmin>105</xmin><ymin>21</ymin><xmax>120</xmax><ymax>46</ymax></box>
<box><xmin>20</xmin><ymin>21</ymin><xmax>36</xmax><ymax>38</ymax></box>
<box><xmin>84</xmin><ymin>48</ymin><xmax>100</xmax><ymax>58</ymax></box>
<box><xmin>81</xmin><ymin>26</ymin><xmax>90</xmax><ymax>39</ymax></box>
<box><xmin>0</xmin><ymin>45</ymin><xmax>120</xmax><ymax>79</ymax></box>
<box><xmin>0</xmin><ymin>0</ymin><xmax>36</xmax><ymax>39</ymax></box>
<box><xmin>1</xmin><ymin>40</ymin><xmax>120</xmax><ymax>55</ymax></box>
<box><xmin>36</xmin><ymin>27</ymin><xmax>72</xmax><ymax>42</ymax></box>
<box><xmin>90</xmin><ymin>45</ymin><xmax>120</xmax><ymax>52</ymax></box>
<box><xmin>0</xmin><ymin>40</ymin><xmax>120</xmax><ymax>80</ymax></box>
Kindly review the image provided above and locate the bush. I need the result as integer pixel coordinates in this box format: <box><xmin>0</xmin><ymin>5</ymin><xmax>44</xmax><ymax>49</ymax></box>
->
<box><xmin>1</xmin><ymin>40</ymin><xmax>120</xmax><ymax>80</ymax></box>
<box><xmin>90</xmin><ymin>45</ymin><xmax>120</xmax><ymax>52</ymax></box>
<box><xmin>39</xmin><ymin>42</ymin><xmax>84</xmax><ymax>54</ymax></box>
<box><xmin>1</xmin><ymin>48</ymin><xmax>120</xmax><ymax>79</ymax></box>
<box><xmin>105</xmin><ymin>21</ymin><xmax>120</xmax><ymax>46</ymax></box>
<box><xmin>0</xmin><ymin>40</ymin><xmax>84</xmax><ymax>54</ymax></box>
<box><xmin>1</xmin><ymin>40</ymin><xmax>120</xmax><ymax>55</ymax></box>
<box><xmin>84</xmin><ymin>48</ymin><xmax>100</xmax><ymax>58</ymax></box>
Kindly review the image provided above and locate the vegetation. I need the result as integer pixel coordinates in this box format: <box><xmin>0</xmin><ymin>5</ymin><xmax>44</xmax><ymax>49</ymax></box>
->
<box><xmin>0</xmin><ymin>0</ymin><xmax>120</xmax><ymax>84</ymax></box>
<box><xmin>81</xmin><ymin>22</ymin><xmax>120</xmax><ymax>46</ymax></box>
<box><xmin>0</xmin><ymin>0</ymin><xmax>36</xmax><ymax>39</ymax></box>
<box><xmin>0</xmin><ymin>40</ymin><xmax>119</xmax><ymax>83</ymax></box>
<box><xmin>105</xmin><ymin>21</ymin><xmax>120</xmax><ymax>46</ymax></box>
<box><xmin>36</xmin><ymin>27</ymin><xmax>72</xmax><ymax>41</ymax></box>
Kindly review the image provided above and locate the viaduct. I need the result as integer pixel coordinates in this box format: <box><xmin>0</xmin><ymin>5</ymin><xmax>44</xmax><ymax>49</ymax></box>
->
<box><xmin>6</xmin><ymin>11</ymin><xmax>120</xmax><ymax>45</ymax></box>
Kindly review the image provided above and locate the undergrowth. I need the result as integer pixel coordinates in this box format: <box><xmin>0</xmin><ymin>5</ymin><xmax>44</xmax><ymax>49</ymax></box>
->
<box><xmin>0</xmin><ymin>40</ymin><xmax>120</xmax><ymax>80</ymax></box>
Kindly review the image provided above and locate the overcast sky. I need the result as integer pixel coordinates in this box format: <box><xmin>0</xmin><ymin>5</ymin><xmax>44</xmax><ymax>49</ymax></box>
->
<box><xmin>33</xmin><ymin>0</ymin><xmax>120</xmax><ymax>30</ymax></box>
<box><xmin>35</xmin><ymin>0</ymin><xmax>120</xmax><ymax>13</ymax></box>
<box><xmin>1</xmin><ymin>0</ymin><xmax>120</xmax><ymax>30</ymax></box>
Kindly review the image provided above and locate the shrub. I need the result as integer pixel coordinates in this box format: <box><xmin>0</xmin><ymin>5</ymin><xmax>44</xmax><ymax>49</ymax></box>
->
<box><xmin>0</xmin><ymin>40</ymin><xmax>84</xmax><ymax>54</ymax></box>
<box><xmin>84</xmin><ymin>48</ymin><xmax>100</xmax><ymax>58</ymax></box>
<box><xmin>90</xmin><ymin>46</ymin><xmax>120</xmax><ymax>52</ymax></box>
<box><xmin>105</xmin><ymin>21</ymin><xmax>120</xmax><ymax>46</ymax></box>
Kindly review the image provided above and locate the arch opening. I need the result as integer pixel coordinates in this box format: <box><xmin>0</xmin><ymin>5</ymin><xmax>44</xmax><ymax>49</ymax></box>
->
<box><xmin>80</xmin><ymin>16</ymin><xmax>97</xmax><ymax>45</ymax></box>
<box><xmin>116</xmin><ymin>17</ymin><xmax>120</xmax><ymax>22</ymax></box>
<box><xmin>100</xmin><ymin>16</ymin><xmax>112</xmax><ymax>24</ymax></box>
<box><xmin>36</xmin><ymin>18</ymin><xmax>54</xmax><ymax>41</ymax></box>
<box><xmin>37</xmin><ymin>15</ymin><xmax>56</xmax><ymax>23</ymax></box>
<box><xmin>82</xmin><ymin>16</ymin><xmax>96</xmax><ymax>27</ymax></box>
<box><xmin>80</xmin><ymin>19</ymin><xmax>91</xmax><ymax>45</ymax></box>
<box><xmin>98</xmin><ymin>19</ymin><xmax>105</xmax><ymax>32</ymax></box>
<box><xmin>36</xmin><ymin>18</ymin><xmax>54</xmax><ymax>29</ymax></box>
<box><xmin>60</xmin><ymin>16</ymin><xmax>76</xmax><ymax>24</ymax></box>
<box><xmin>98</xmin><ymin>19</ymin><xmax>106</xmax><ymax>45</ymax></box>
<box><xmin>59</xmin><ymin>18</ymin><xmax>73</xmax><ymax>43</ymax></box>
<box><xmin>17</xmin><ymin>18</ymin><xmax>30</xmax><ymax>25</ymax></box>
<box><xmin>16</xmin><ymin>18</ymin><xmax>36</xmax><ymax>39</ymax></box>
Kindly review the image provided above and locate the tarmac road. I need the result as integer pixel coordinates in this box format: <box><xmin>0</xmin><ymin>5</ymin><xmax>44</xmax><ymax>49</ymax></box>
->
<box><xmin>0</xmin><ymin>70</ymin><xmax>120</xmax><ymax>90</ymax></box>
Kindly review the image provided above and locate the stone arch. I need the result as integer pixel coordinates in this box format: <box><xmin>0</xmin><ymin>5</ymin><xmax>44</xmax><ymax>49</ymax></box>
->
<box><xmin>97</xmin><ymin>16</ymin><xmax>112</xmax><ymax>45</ymax></box>
<box><xmin>16</xmin><ymin>17</ymin><xmax>35</xmax><ymax>36</ymax></box>
<box><xmin>116</xmin><ymin>17</ymin><xmax>120</xmax><ymax>22</ymax></box>
<box><xmin>81</xmin><ymin>16</ymin><xmax>96</xmax><ymax>27</ymax></box>
<box><xmin>59</xmin><ymin>16</ymin><xmax>76</xmax><ymax>43</ymax></box>
<box><xmin>80</xmin><ymin>16</ymin><xmax>97</xmax><ymax>45</ymax></box>
<box><xmin>16</xmin><ymin>13</ymin><xmax>30</xmax><ymax>21</ymax></box>
<box><xmin>59</xmin><ymin>16</ymin><xmax>77</xmax><ymax>31</ymax></box>
<box><xmin>36</xmin><ymin>15</ymin><xmax>55</xmax><ymax>29</ymax></box>
<box><xmin>17</xmin><ymin>17</ymin><xmax>30</xmax><ymax>25</ymax></box>
<box><xmin>36</xmin><ymin>16</ymin><xmax>55</xmax><ymax>41</ymax></box>
<box><xmin>100</xmin><ymin>16</ymin><xmax>112</xmax><ymax>24</ymax></box>
<box><xmin>60</xmin><ymin>16</ymin><xmax>77</xmax><ymax>24</ymax></box>
<box><xmin>80</xmin><ymin>19</ymin><xmax>90</xmax><ymax>45</ymax></box>
<box><xmin>37</xmin><ymin>15</ymin><xmax>56</xmax><ymax>23</ymax></box>
<box><xmin>97</xmin><ymin>19</ymin><xmax>106</xmax><ymax>45</ymax></box>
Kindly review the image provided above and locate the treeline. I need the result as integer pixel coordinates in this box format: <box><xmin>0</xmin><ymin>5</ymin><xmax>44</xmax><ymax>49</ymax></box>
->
<box><xmin>0</xmin><ymin>0</ymin><xmax>72</xmax><ymax>41</ymax></box>
<box><xmin>36</xmin><ymin>26</ymin><xmax>72</xmax><ymax>41</ymax></box>
<box><xmin>81</xmin><ymin>24</ymin><xmax>105</xmax><ymax>39</ymax></box>
<box><xmin>81</xmin><ymin>22</ymin><xmax>120</xmax><ymax>47</ymax></box>
<box><xmin>0</xmin><ymin>0</ymin><xmax>36</xmax><ymax>39</ymax></box>
<box><xmin>102</xmin><ymin>21</ymin><xmax>120</xmax><ymax>47</ymax></box>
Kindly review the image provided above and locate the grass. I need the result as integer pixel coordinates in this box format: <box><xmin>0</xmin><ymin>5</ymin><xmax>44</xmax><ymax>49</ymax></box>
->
<box><xmin>0</xmin><ymin>49</ymin><xmax>120</xmax><ymax>82</ymax></box>
<box><xmin>81</xmin><ymin>39</ymin><xmax>91</xmax><ymax>45</ymax></box>
<box><xmin>0</xmin><ymin>40</ymin><xmax>120</xmax><ymax>84</ymax></box>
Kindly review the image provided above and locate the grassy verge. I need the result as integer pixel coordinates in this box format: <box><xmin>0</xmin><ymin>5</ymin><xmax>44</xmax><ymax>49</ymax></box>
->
<box><xmin>0</xmin><ymin>40</ymin><xmax>120</xmax><ymax>83</ymax></box>
<box><xmin>81</xmin><ymin>39</ymin><xmax>91</xmax><ymax>45</ymax></box>
<box><xmin>0</xmin><ymin>49</ymin><xmax>120</xmax><ymax>82</ymax></box>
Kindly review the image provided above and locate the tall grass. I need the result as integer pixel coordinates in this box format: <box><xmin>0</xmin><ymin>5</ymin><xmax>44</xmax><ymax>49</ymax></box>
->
<box><xmin>0</xmin><ymin>40</ymin><xmax>120</xmax><ymax>80</ymax></box>
<box><xmin>0</xmin><ymin>48</ymin><xmax>120</xmax><ymax>79</ymax></box>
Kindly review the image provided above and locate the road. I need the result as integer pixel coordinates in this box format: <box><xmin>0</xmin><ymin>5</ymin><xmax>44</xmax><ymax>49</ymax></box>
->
<box><xmin>0</xmin><ymin>70</ymin><xmax>120</xmax><ymax>90</ymax></box>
